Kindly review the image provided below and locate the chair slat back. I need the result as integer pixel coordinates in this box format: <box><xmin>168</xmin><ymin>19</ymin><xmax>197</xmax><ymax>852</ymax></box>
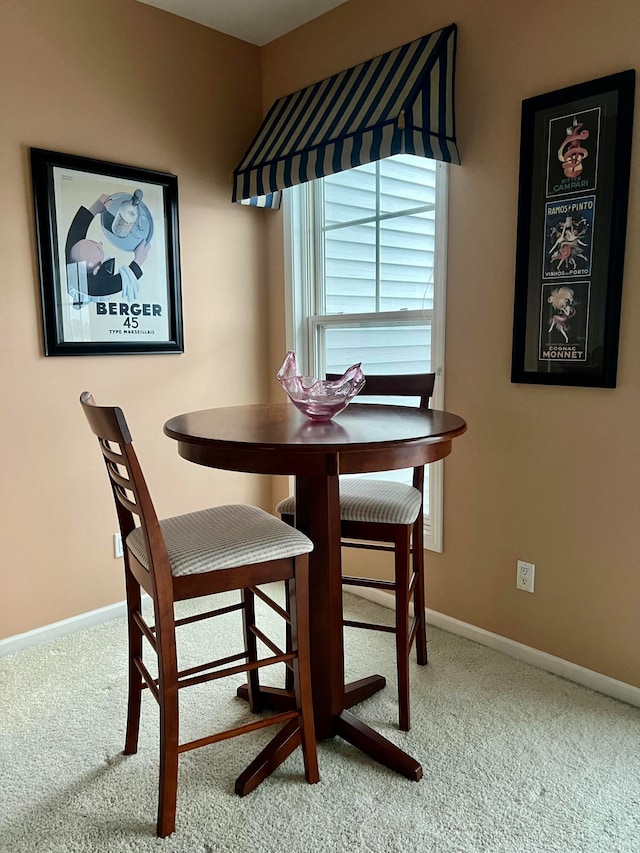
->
<box><xmin>326</xmin><ymin>372</ymin><xmax>436</xmax><ymax>491</ymax></box>
<box><xmin>80</xmin><ymin>392</ymin><xmax>172</xmax><ymax>594</ymax></box>
<box><xmin>326</xmin><ymin>372</ymin><xmax>435</xmax><ymax>409</ymax></box>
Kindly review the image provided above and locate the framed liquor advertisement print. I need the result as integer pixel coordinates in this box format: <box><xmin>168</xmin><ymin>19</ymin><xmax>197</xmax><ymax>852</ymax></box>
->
<box><xmin>511</xmin><ymin>71</ymin><xmax>635</xmax><ymax>387</ymax></box>
<box><xmin>31</xmin><ymin>148</ymin><xmax>183</xmax><ymax>356</ymax></box>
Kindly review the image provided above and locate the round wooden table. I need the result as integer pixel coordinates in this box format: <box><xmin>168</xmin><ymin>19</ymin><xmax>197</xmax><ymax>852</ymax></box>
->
<box><xmin>164</xmin><ymin>401</ymin><xmax>467</xmax><ymax>783</ymax></box>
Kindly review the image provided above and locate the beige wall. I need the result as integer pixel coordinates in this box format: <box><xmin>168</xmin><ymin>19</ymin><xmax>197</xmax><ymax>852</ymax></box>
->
<box><xmin>3</xmin><ymin>0</ymin><xmax>638</xmax><ymax>691</ymax></box>
<box><xmin>262</xmin><ymin>0</ymin><xmax>640</xmax><ymax>687</ymax></box>
<box><xmin>0</xmin><ymin>0</ymin><xmax>269</xmax><ymax>638</ymax></box>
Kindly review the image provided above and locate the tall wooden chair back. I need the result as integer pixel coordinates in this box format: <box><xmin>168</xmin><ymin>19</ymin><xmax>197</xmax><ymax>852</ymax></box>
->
<box><xmin>80</xmin><ymin>392</ymin><xmax>319</xmax><ymax>837</ymax></box>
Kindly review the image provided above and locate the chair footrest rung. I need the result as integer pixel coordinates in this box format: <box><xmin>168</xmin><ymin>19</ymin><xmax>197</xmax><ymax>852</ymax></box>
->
<box><xmin>174</xmin><ymin>602</ymin><xmax>243</xmax><ymax>628</ymax></box>
<box><xmin>251</xmin><ymin>625</ymin><xmax>285</xmax><ymax>659</ymax></box>
<box><xmin>342</xmin><ymin>541</ymin><xmax>417</xmax><ymax>555</ymax></box>
<box><xmin>342</xmin><ymin>576</ymin><xmax>396</xmax><ymax>591</ymax></box>
<box><xmin>135</xmin><ymin>657</ymin><xmax>160</xmax><ymax>702</ymax></box>
<box><xmin>178</xmin><ymin>650</ymin><xmax>295</xmax><ymax>690</ymax></box>
<box><xmin>178</xmin><ymin>709</ymin><xmax>300</xmax><ymax>753</ymax></box>
<box><xmin>342</xmin><ymin>541</ymin><xmax>396</xmax><ymax>553</ymax></box>
<box><xmin>132</xmin><ymin>611</ymin><xmax>157</xmax><ymax>651</ymax></box>
<box><xmin>250</xmin><ymin>586</ymin><xmax>290</xmax><ymax>623</ymax></box>
<box><xmin>179</xmin><ymin>651</ymin><xmax>247</xmax><ymax>680</ymax></box>
<box><xmin>343</xmin><ymin>619</ymin><xmax>396</xmax><ymax>634</ymax></box>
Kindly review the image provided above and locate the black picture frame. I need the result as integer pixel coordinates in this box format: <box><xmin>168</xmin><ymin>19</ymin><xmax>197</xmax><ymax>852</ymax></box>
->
<box><xmin>31</xmin><ymin>148</ymin><xmax>183</xmax><ymax>356</ymax></box>
<box><xmin>511</xmin><ymin>71</ymin><xmax>635</xmax><ymax>387</ymax></box>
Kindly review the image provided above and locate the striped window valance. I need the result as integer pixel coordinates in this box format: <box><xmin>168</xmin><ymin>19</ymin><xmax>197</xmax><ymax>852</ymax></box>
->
<box><xmin>233</xmin><ymin>23</ymin><xmax>459</xmax><ymax>209</ymax></box>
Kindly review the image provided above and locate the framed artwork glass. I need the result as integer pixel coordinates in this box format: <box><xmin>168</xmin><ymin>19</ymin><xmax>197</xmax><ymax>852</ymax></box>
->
<box><xmin>511</xmin><ymin>71</ymin><xmax>635</xmax><ymax>387</ymax></box>
<box><xmin>31</xmin><ymin>148</ymin><xmax>183</xmax><ymax>356</ymax></box>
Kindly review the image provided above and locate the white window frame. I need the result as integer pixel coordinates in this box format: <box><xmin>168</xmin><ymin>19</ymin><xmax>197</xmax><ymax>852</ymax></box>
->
<box><xmin>283</xmin><ymin>160</ymin><xmax>449</xmax><ymax>552</ymax></box>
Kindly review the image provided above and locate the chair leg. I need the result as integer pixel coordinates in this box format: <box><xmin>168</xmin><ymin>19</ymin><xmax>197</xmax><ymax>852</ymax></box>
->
<box><xmin>241</xmin><ymin>588</ymin><xmax>262</xmax><ymax>714</ymax></box>
<box><xmin>157</xmin><ymin>688</ymin><xmax>179</xmax><ymax>837</ymax></box>
<box><xmin>395</xmin><ymin>528</ymin><xmax>412</xmax><ymax>732</ymax></box>
<box><xmin>288</xmin><ymin>562</ymin><xmax>319</xmax><ymax>784</ymax></box>
<box><xmin>283</xmin><ymin>580</ymin><xmax>294</xmax><ymax>692</ymax></box>
<box><xmin>412</xmin><ymin>515</ymin><xmax>428</xmax><ymax>666</ymax></box>
<box><xmin>155</xmin><ymin>610</ymin><xmax>180</xmax><ymax>838</ymax></box>
<box><xmin>281</xmin><ymin>513</ymin><xmax>296</xmax><ymax>692</ymax></box>
<box><xmin>124</xmin><ymin>564</ymin><xmax>143</xmax><ymax>755</ymax></box>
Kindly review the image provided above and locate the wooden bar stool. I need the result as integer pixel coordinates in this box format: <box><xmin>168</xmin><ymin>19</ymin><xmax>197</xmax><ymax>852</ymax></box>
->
<box><xmin>80</xmin><ymin>392</ymin><xmax>319</xmax><ymax>837</ymax></box>
<box><xmin>277</xmin><ymin>373</ymin><xmax>435</xmax><ymax>731</ymax></box>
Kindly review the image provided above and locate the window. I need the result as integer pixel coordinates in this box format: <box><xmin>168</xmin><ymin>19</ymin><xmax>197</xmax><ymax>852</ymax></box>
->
<box><xmin>284</xmin><ymin>154</ymin><xmax>448</xmax><ymax>551</ymax></box>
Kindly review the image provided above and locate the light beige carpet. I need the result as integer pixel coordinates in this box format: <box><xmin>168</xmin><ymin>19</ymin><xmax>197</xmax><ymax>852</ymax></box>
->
<box><xmin>1</xmin><ymin>590</ymin><xmax>639</xmax><ymax>852</ymax></box>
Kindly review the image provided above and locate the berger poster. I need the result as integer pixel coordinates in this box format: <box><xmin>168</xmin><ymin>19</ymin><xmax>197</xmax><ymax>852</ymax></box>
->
<box><xmin>31</xmin><ymin>149</ymin><xmax>183</xmax><ymax>356</ymax></box>
<box><xmin>53</xmin><ymin>166</ymin><xmax>170</xmax><ymax>343</ymax></box>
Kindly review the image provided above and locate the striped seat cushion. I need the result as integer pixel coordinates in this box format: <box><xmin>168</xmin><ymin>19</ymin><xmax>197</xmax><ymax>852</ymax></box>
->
<box><xmin>276</xmin><ymin>479</ymin><xmax>422</xmax><ymax>526</ymax></box>
<box><xmin>127</xmin><ymin>504</ymin><xmax>313</xmax><ymax>578</ymax></box>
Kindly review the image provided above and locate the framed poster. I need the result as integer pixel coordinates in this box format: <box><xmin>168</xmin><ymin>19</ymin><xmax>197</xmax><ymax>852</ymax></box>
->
<box><xmin>511</xmin><ymin>71</ymin><xmax>635</xmax><ymax>387</ymax></box>
<box><xmin>31</xmin><ymin>148</ymin><xmax>183</xmax><ymax>356</ymax></box>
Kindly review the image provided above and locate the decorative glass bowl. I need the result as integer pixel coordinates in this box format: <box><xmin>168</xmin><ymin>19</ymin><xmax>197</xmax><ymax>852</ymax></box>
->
<box><xmin>277</xmin><ymin>351</ymin><xmax>365</xmax><ymax>421</ymax></box>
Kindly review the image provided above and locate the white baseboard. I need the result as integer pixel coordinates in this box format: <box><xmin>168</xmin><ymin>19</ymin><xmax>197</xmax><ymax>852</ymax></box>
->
<box><xmin>349</xmin><ymin>587</ymin><xmax>640</xmax><ymax>709</ymax></box>
<box><xmin>0</xmin><ymin>598</ymin><xmax>145</xmax><ymax>657</ymax></box>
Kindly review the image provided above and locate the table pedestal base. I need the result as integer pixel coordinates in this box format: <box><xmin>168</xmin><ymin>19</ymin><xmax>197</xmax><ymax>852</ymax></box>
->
<box><xmin>336</xmin><ymin>711</ymin><xmax>422</xmax><ymax>781</ymax></box>
<box><xmin>344</xmin><ymin>674</ymin><xmax>386</xmax><ymax>707</ymax></box>
<box><xmin>235</xmin><ymin>675</ymin><xmax>422</xmax><ymax>783</ymax></box>
<box><xmin>234</xmin><ymin>718</ymin><xmax>302</xmax><ymax>796</ymax></box>
<box><xmin>236</xmin><ymin>683</ymin><xmax>294</xmax><ymax>711</ymax></box>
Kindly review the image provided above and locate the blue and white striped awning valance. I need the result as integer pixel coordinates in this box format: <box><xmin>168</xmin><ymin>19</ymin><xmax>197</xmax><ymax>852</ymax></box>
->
<box><xmin>237</xmin><ymin>191</ymin><xmax>281</xmax><ymax>208</ymax></box>
<box><xmin>233</xmin><ymin>23</ymin><xmax>459</xmax><ymax>208</ymax></box>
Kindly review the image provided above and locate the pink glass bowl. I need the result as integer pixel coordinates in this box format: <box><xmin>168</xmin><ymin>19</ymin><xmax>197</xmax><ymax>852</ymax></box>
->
<box><xmin>277</xmin><ymin>351</ymin><xmax>365</xmax><ymax>421</ymax></box>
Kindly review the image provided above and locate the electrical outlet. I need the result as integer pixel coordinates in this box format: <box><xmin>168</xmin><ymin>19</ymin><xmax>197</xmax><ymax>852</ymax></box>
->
<box><xmin>113</xmin><ymin>533</ymin><xmax>123</xmax><ymax>559</ymax></box>
<box><xmin>516</xmin><ymin>560</ymin><xmax>535</xmax><ymax>593</ymax></box>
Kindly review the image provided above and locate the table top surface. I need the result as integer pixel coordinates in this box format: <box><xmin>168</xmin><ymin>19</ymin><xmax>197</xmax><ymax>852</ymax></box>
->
<box><xmin>164</xmin><ymin>401</ymin><xmax>467</xmax><ymax>454</ymax></box>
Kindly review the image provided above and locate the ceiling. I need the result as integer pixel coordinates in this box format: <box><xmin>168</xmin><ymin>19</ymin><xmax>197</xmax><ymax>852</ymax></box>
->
<box><xmin>137</xmin><ymin>0</ymin><xmax>351</xmax><ymax>46</ymax></box>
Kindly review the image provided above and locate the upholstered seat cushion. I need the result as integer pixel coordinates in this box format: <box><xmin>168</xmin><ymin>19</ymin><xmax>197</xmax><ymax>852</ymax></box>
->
<box><xmin>127</xmin><ymin>504</ymin><xmax>313</xmax><ymax>578</ymax></box>
<box><xmin>276</xmin><ymin>479</ymin><xmax>422</xmax><ymax>526</ymax></box>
